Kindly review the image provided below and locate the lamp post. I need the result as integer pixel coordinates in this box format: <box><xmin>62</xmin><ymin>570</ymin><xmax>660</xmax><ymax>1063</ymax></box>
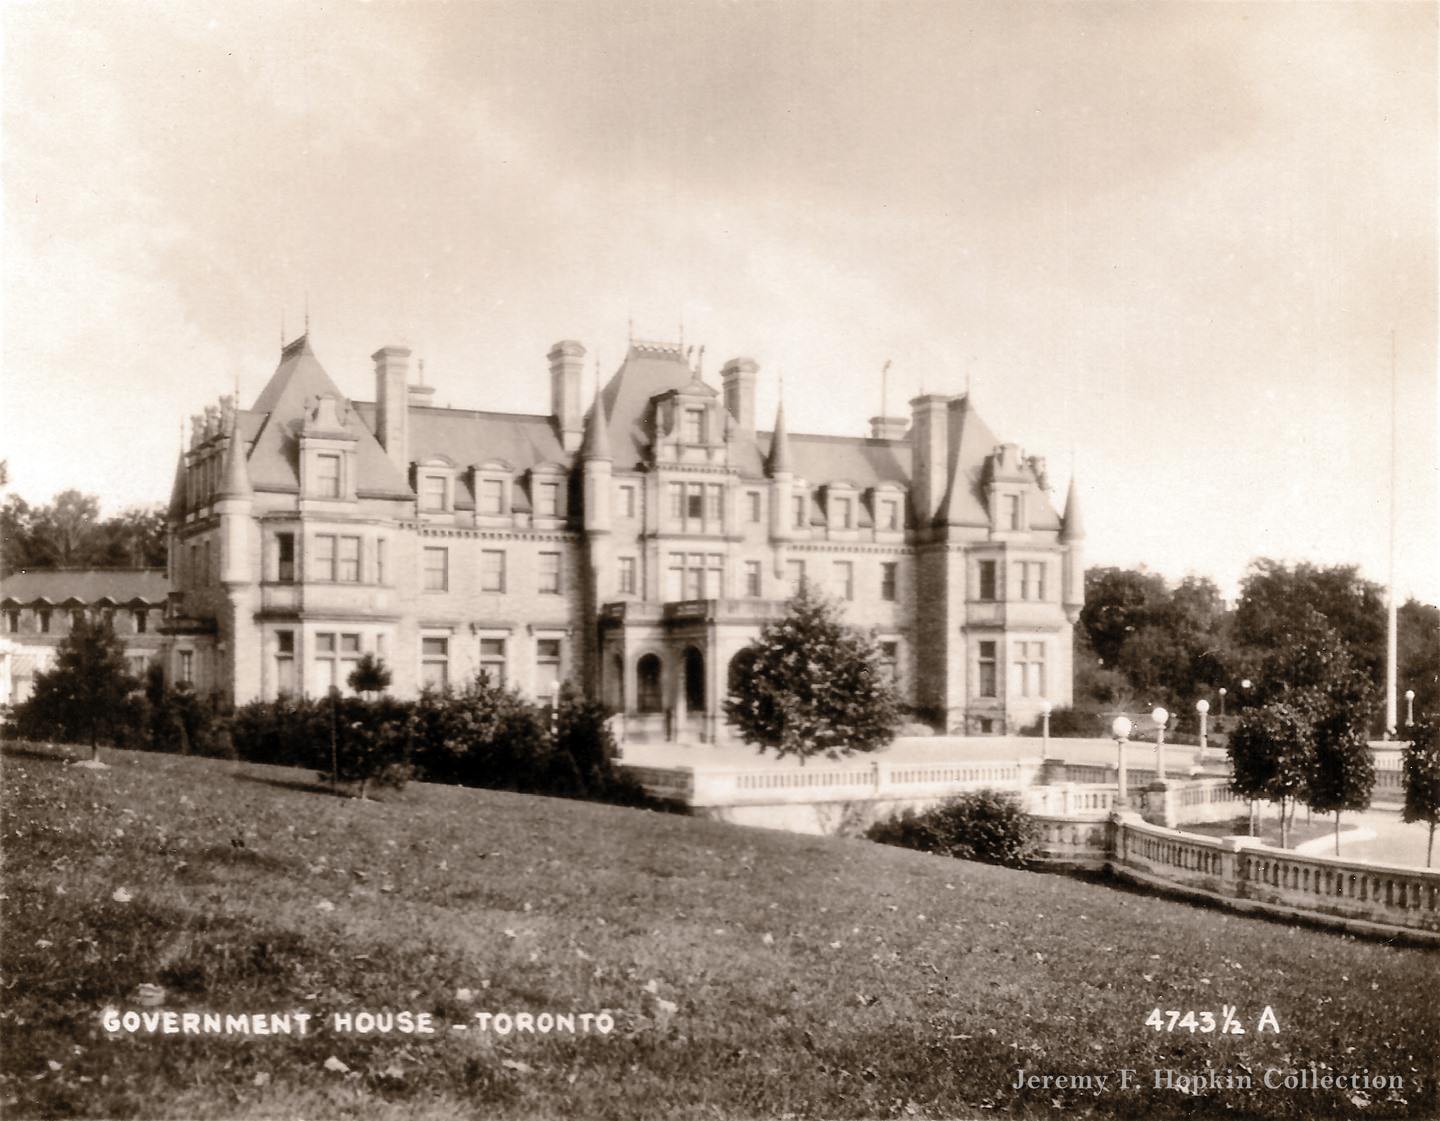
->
<box><xmin>1040</xmin><ymin>699</ymin><xmax>1052</xmax><ymax>754</ymax></box>
<box><xmin>1218</xmin><ymin>687</ymin><xmax>1227</xmax><ymax>721</ymax></box>
<box><xmin>1196</xmin><ymin>698</ymin><xmax>1210</xmax><ymax>753</ymax></box>
<box><xmin>1240</xmin><ymin>678</ymin><xmax>1252</xmax><ymax>706</ymax></box>
<box><xmin>1405</xmin><ymin>689</ymin><xmax>1415</xmax><ymax>728</ymax></box>
<box><xmin>1152</xmin><ymin>707</ymin><xmax>1169</xmax><ymax>780</ymax></box>
<box><xmin>1112</xmin><ymin>715</ymin><xmax>1133</xmax><ymax>803</ymax></box>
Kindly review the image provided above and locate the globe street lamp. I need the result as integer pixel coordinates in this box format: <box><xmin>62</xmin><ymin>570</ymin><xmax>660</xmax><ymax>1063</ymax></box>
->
<box><xmin>1152</xmin><ymin>706</ymin><xmax>1169</xmax><ymax>780</ymax></box>
<box><xmin>1405</xmin><ymin>689</ymin><xmax>1415</xmax><ymax>728</ymax></box>
<box><xmin>1196</xmin><ymin>698</ymin><xmax>1210</xmax><ymax>752</ymax></box>
<box><xmin>1219</xmin><ymin>687</ymin><xmax>1227</xmax><ymax>720</ymax></box>
<box><xmin>1112</xmin><ymin>715</ymin><xmax>1133</xmax><ymax>803</ymax></box>
<box><xmin>1040</xmin><ymin>698</ymin><xmax>1053</xmax><ymax>754</ymax></box>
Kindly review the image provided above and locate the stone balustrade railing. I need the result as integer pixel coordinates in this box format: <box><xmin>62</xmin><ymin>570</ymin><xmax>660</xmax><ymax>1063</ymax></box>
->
<box><xmin>679</xmin><ymin>758</ymin><xmax>1043</xmax><ymax>808</ymax></box>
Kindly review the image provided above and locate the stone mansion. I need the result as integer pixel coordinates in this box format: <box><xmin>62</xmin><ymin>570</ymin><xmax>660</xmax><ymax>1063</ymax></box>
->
<box><xmin>164</xmin><ymin>332</ymin><xmax>1084</xmax><ymax>739</ymax></box>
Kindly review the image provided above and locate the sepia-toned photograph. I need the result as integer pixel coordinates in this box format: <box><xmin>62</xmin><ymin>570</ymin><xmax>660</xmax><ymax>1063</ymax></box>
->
<box><xmin>1</xmin><ymin>2</ymin><xmax>1436</xmax><ymax>1118</ymax></box>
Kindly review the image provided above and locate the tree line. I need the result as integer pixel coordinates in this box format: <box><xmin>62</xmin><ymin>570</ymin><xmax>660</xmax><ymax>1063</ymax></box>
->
<box><xmin>1</xmin><ymin>490</ymin><xmax>168</xmax><ymax>573</ymax></box>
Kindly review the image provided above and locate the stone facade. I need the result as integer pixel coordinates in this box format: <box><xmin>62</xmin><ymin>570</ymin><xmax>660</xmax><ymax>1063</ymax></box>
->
<box><xmin>164</xmin><ymin>332</ymin><xmax>1084</xmax><ymax>738</ymax></box>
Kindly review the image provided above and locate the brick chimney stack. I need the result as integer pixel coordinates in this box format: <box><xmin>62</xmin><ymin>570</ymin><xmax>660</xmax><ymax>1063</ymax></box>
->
<box><xmin>549</xmin><ymin>340</ymin><xmax>586</xmax><ymax>453</ymax></box>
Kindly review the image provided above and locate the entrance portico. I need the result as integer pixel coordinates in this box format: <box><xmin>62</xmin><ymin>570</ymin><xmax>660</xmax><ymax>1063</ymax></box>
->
<box><xmin>598</xmin><ymin>597</ymin><xmax>790</xmax><ymax>744</ymax></box>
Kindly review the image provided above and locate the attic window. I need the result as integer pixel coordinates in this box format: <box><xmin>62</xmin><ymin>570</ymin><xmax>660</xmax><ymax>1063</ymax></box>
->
<box><xmin>316</xmin><ymin>453</ymin><xmax>341</xmax><ymax>498</ymax></box>
<box><xmin>536</xmin><ymin>481</ymin><xmax>561</xmax><ymax>518</ymax></box>
<box><xmin>1003</xmin><ymin>494</ymin><xmax>1021</xmax><ymax>531</ymax></box>
<box><xmin>479</xmin><ymin>478</ymin><xmax>504</xmax><ymax>516</ymax></box>
<box><xmin>682</xmin><ymin>407</ymin><xmax>706</xmax><ymax>445</ymax></box>
<box><xmin>833</xmin><ymin>496</ymin><xmax>852</xmax><ymax>529</ymax></box>
<box><xmin>421</xmin><ymin>475</ymin><xmax>447</xmax><ymax>512</ymax></box>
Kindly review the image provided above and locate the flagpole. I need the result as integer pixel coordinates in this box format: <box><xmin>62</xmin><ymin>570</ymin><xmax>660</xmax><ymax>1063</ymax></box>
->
<box><xmin>1385</xmin><ymin>330</ymin><xmax>1398</xmax><ymax>739</ymax></box>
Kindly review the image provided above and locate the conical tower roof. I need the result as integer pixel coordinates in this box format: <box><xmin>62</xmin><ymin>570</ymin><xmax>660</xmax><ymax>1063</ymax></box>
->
<box><xmin>166</xmin><ymin>445</ymin><xmax>187</xmax><ymax>520</ymax></box>
<box><xmin>216</xmin><ymin>413</ymin><xmax>253</xmax><ymax>499</ymax></box>
<box><xmin>1059</xmin><ymin>475</ymin><xmax>1085</xmax><ymax>542</ymax></box>
<box><xmin>765</xmin><ymin>399</ymin><xmax>793</xmax><ymax>477</ymax></box>
<box><xmin>580</xmin><ymin>377</ymin><xmax>612</xmax><ymax>460</ymax></box>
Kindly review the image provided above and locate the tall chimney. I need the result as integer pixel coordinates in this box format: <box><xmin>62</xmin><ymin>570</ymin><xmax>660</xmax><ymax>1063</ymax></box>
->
<box><xmin>373</xmin><ymin>346</ymin><xmax>411</xmax><ymax>475</ymax></box>
<box><xmin>721</xmin><ymin>357</ymin><xmax>758</xmax><ymax>435</ymax></box>
<box><xmin>909</xmin><ymin>395</ymin><xmax>950</xmax><ymax>529</ymax></box>
<box><xmin>549</xmin><ymin>340</ymin><xmax>586</xmax><ymax>453</ymax></box>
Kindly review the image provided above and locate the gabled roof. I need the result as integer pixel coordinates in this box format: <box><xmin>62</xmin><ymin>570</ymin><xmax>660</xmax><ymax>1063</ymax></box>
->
<box><xmin>244</xmin><ymin>335</ymin><xmax>412</xmax><ymax>498</ymax></box>
<box><xmin>0</xmin><ymin>568</ymin><xmax>170</xmax><ymax>606</ymax></box>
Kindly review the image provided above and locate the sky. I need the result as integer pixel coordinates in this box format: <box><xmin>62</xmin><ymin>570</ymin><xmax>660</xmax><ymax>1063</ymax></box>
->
<box><xmin>2</xmin><ymin>0</ymin><xmax>1436</xmax><ymax>604</ymax></box>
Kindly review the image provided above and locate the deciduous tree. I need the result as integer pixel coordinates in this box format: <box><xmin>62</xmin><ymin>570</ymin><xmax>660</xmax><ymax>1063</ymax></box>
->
<box><xmin>1402</xmin><ymin>716</ymin><xmax>1440</xmax><ymax>868</ymax></box>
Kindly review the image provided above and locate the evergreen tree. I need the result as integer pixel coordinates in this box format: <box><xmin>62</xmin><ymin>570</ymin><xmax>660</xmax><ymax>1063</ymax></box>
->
<box><xmin>724</xmin><ymin>580</ymin><xmax>901</xmax><ymax>764</ymax></box>
<box><xmin>347</xmin><ymin>653</ymin><xmax>392</xmax><ymax>698</ymax></box>
<box><xmin>14</xmin><ymin>615</ymin><xmax>138</xmax><ymax>763</ymax></box>
<box><xmin>1402</xmin><ymin>716</ymin><xmax>1440</xmax><ymax>868</ymax></box>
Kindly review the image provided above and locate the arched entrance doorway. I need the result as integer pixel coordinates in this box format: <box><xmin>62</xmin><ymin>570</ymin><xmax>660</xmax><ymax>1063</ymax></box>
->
<box><xmin>683</xmin><ymin>647</ymin><xmax>705</xmax><ymax>714</ymax></box>
<box><xmin>636</xmin><ymin>653</ymin><xmax>663</xmax><ymax>713</ymax></box>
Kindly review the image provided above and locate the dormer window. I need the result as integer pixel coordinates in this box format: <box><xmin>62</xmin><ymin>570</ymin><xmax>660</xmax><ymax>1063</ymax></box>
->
<box><xmin>682</xmin><ymin>407</ymin><xmax>706</xmax><ymax>444</ymax></box>
<box><xmin>879</xmin><ymin>497</ymin><xmax>901</xmax><ymax>531</ymax></box>
<box><xmin>478</xmin><ymin>478</ymin><xmax>504</xmax><ymax>515</ymax></box>
<box><xmin>1003</xmin><ymin>494</ymin><xmax>1021</xmax><ymax>531</ymax></box>
<box><xmin>316</xmin><ymin>454</ymin><xmax>341</xmax><ymax>498</ymax></box>
<box><xmin>536</xmin><ymin>481</ymin><xmax>561</xmax><ymax>518</ymax></box>
<box><xmin>421</xmin><ymin>474</ymin><xmax>448</xmax><ymax>512</ymax></box>
<box><xmin>833</xmin><ymin>496</ymin><xmax>852</xmax><ymax>529</ymax></box>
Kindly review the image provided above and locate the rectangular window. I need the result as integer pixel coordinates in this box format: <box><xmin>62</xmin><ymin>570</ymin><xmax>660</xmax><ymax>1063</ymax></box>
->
<box><xmin>744</xmin><ymin>560</ymin><xmax>762</xmax><ymax>598</ymax></box>
<box><xmin>618</xmin><ymin>556</ymin><xmax>638</xmax><ymax>595</ymax></box>
<box><xmin>178</xmin><ymin>649</ymin><xmax>194</xmax><ymax>684</ymax></box>
<box><xmin>340</xmin><ymin>632</ymin><xmax>362</xmax><ymax>686</ymax></box>
<box><xmin>747</xmin><ymin>491</ymin><xmax>762</xmax><ymax>523</ymax></box>
<box><xmin>978</xmin><ymin>559</ymin><xmax>997</xmax><ymax>601</ymax></box>
<box><xmin>314</xmin><ymin>631</ymin><xmax>337</xmax><ymax>691</ymax></box>
<box><xmin>667</xmin><ymin>553</ymin><xmax>685</xmax><ymax>600</ymax></box>
<box><xmin>538</xmin><ymin>551</ymin><xmax>561</xmax><ymax>595</ymax></box>
<box><xmin>669</xmin><ymin>482</ymin><xmax>684</xmax><ymax>519</ymax></box>
<box><xmin>706</xmin><ymin>553</ymin><xmax>723</xmax><ymax>598</ymax></box>
<box><xmin>479</xmin><ymin>478</ymin><xmax>505</xmax><ymax>515</ymax></box>
<box><xmin>133</xmin><ymin>609</ymin><xmax>147</xmax><ymax>634</ymax></box>
<box><xmin>481</xmin><ymin>549</ymin><xmax>506</xmax><ymax>593</ymax></box>
<box><xmin>38</xmin><ymin>610</ymin><xmax>50</xmax><ymax>634</ymax></box>
<box><xmin>834</xmin><ymin>560</ymin><xmax>854</xmax><ymax>601</ymax></box>
<box><xmin>881</xmin><ymin>498</ymin><xmax>900</xmax><ymax>531</ymax></box>
<box><xmin>6</xmin><ymin>610</ymin><xmax>19</xmax><ymax>633</ymax></box>
<box><xmin>203</xmin><ymin>541</ymin><xmax>211</xmax><ymax>582</ymax></box>
<box><xmin>881</xmin><ymin>562</ymin><xmax>898</xmax><ymax>602</ymax></box>
<box><xmin>314</xmin><ymin>535</ymin><xmax>337</xmax><ymax>582</ymax></box>
<box><xmin>421</xmin><ymin>474</ymin><xmax>447</xmax><ymax>511</ymax></box>
<box><xmin>786</xmin><ymin>558</ymin><xmax>806</xmax><ymax>593</ymax></box>
<box><xmin>423</xmin><ymin>546</ymin><xmax>448</xmax><ymax>592</ymax></box>
<box><xmin>978</xmin><ymin>640</ymin><xmax>997</xmax><ymax>698</ymax></box>
<box><xmin>1004</xmin><ymin>494</ymin><xmax>1021</xmax><ymax>531</ymax></box>
<box><xmin>619</xmin><ymin>484</ymin><xmax>637</xmax><ymax>519</ymax></box>
<box><xmin>338</xmin><ymin>536</ymin><xmax>361</xmax><ymax>582</ymax></box>
<box><xmin>71</xmin><ymin>609</ymin><xmax>85</xmax><ymax>630</ymax></box>
<box><xmin>684</xmin><ymin>552</ymin><xmax>704</xmax><ymax>600</ymax></box>
<box><xmin>1013</xmin><ymin>561</ymin><xmax>1047</xmax><ymax>601</ymax></box>
<box><xmin>1012</xmin><ymin>640</ymin><xmax>1047</xmax><ymax>698</ymax></box>
<box><xmin>793</xmin><ymin>494</ymin><xmax>807</xmax><ymax>529</ymax></box>
<box><xmin>316</xmin><ymin>453</ymin><xmax>341</xmax><ymax>498</ymax></box>
<box><xmin>480</xmin><ymin>637</ymin><xmax>506</xmax><ymax>685</ymax></box>
<box><xmin>536</xmin><ymin>481</ymin><xmax>560</xmax><ymax>518</ymax></box>
<box><xmin>535</xmin><ymin>638</ymin><xmax>563</xmax><ymax>700</ymax></box>
<box><xmin>833</xmin><ymin>496</ymin><xmax>852</xmax><ymax>529</ymax></box>
<box><xmin>129</xmin><ymin>655</ymin><xmax>148</xmax><ymax>678</ymax></box>
<box><xmin>880</xmin><ymin>641</ymin><xmax>899</xmax><ymax>683</ymax></box>
<box><xmin>275</xmin><ymin>629</ymin><xmax>295</xmax><ymax>697</ymax></box>
<box><xmin>682</xmin><ymin>407</ymin><xmax>706</xmax><ymax>444</ymax></box>
<box><xmin>276</xmin><ymin>532</ymin><xmax>296</xmax><ymax>583</ymax></box>
<box><xmin>421</xmin><ymin>635</ymin><xmax>449</xmax><ymax>688</ymax></box>
<box><xmin>189</xmin><ymin>543</ymin><xmax>199</xmax><ymax>586</ymax></box>
<box><xmin>686</xmin><ymin>486</ymin><xmax>704</xmax><ymax>521</ymax></box>
<box><xmin>375</xmin><ymin>537</ymin><xmax>387</xmax><ymax>585</ymax></box>
<box><xmin>705</xmin><ymin>484</ymin><xmax>723</xmax><ymax>528</ymax></box>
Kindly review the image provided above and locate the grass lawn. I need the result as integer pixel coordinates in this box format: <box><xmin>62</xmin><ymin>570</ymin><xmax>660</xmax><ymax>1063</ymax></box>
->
<box><xmin>2</xmin><ymin>742</ymin><xmax>1436</xmax><ymax>1120</ymax></box>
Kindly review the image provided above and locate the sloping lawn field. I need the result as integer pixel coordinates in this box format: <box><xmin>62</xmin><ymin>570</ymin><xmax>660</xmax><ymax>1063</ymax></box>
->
<box><xmin>2</xmin><ymin>742</ymin><xmax>1435</xmax><ymax>1120</ymax></box>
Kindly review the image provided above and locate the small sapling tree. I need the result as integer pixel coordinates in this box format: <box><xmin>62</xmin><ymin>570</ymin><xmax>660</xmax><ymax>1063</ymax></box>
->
<box><xmin>347</xmin><ymin>653</ymin><xmax>392</xmax><ymax>699</ymax></box>
<box><xmin>1227</xmin><ymin>702</ymin><xmax>1314</xmax><ymax>849</ymax></box>
<box><xmin>1402</xmin><ymin>716</ymin><xmax>1440</xmax><ymax>867</ymax></box>
<box><xmin>724</xmin><ymin>580</ymin><xmax>901</xmax><ymax>764</ymax></box>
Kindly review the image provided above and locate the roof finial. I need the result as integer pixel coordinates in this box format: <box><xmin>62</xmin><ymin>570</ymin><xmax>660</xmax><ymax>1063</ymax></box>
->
<box><xmin>678</xmin><ymin>317</ymin><xmax>684</xmax><ymax>350</ymax></box>
<box><xmin>628</xmin><ymin>317</ymin><xmax>634</xmax><ymax>344</ymax></box>
<box><xmin>881</xmin><ymin>358</ymin><xmax>892</xmax><ymax>418</ymax></box>
<box><xmin>304</xmin><ymin>291</ymin><xmax>310</xmax><ymax>336</ymax></box>
<box><xmin>696</xmin><ymin>344</ymin><xmax>705</xmax><ymax>378</ymax></box>
<box><xmin>418</xmin><ymin>358</ymin><xmax>426</xmax><ymax>386</ymax></box>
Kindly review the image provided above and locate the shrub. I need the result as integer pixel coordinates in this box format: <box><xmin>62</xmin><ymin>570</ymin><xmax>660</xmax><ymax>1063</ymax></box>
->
<box><xmin>867</xmin><ymin>789</ymin><xmax>1040</xmax><ymax>868</ymax></box>
<box><xmin>1017</xmin><ymin>705</ymin><xmax>1102</xmax><ymax>739</ymax></box>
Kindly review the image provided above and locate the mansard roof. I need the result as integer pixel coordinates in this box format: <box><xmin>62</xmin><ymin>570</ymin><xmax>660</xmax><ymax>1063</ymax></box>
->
<box><xmin>0</xmin><ymin>568</ymin><xmax>170</xmax><ymax>606</ymax></box>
